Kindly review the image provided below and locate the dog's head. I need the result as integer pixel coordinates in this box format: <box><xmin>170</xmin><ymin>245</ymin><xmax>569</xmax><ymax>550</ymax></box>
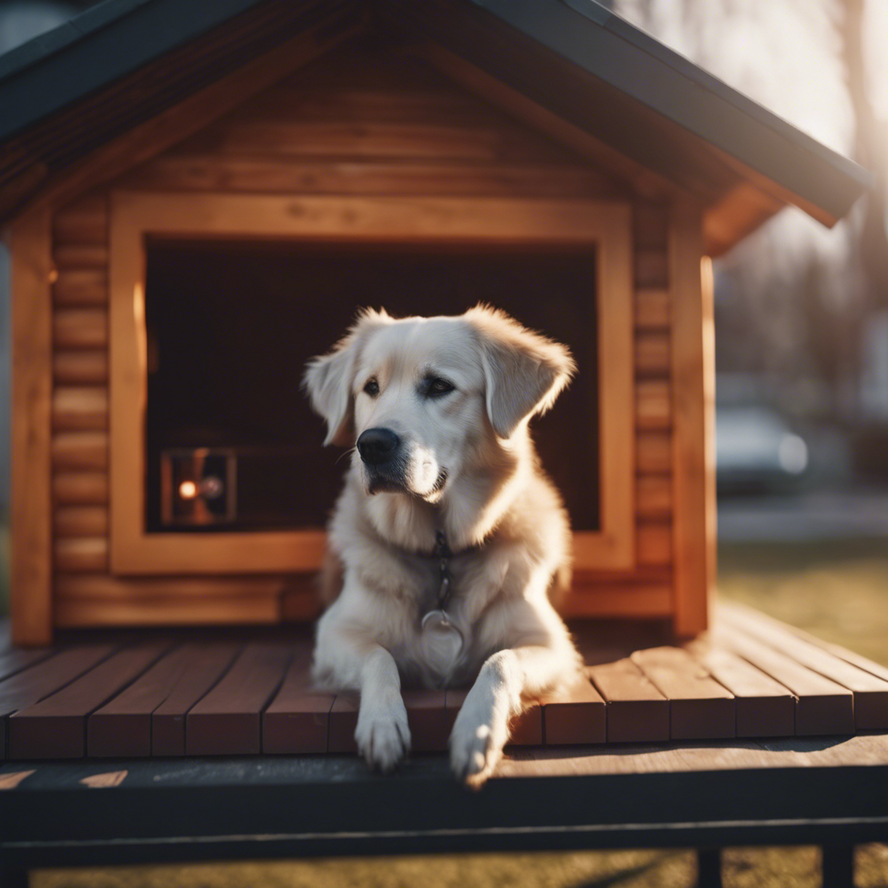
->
<box><xmin>304</xmin><ymin>306</ymin><xmax>575</xmax><ymax>501</ymax></box>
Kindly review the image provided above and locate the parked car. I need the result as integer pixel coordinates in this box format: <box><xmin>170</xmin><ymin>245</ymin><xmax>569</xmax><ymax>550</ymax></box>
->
<box><xmin>716</xmin><ymin>404</ymin><xmax>809</xmax><ymax>494</ymax></box>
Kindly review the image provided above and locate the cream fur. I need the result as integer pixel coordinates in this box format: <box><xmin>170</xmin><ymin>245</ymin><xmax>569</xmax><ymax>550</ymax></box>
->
<box><xmin>304</xmin><ymin>305</ymin><xmax>582</xmax><ymax>786</ymax></box>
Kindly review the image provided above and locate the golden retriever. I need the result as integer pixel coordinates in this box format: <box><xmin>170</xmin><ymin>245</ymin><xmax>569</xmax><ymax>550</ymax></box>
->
<box><xmin>304</xmin><ymin>305</ymin><xmax>582</xmax><ymax>787</ymax></box>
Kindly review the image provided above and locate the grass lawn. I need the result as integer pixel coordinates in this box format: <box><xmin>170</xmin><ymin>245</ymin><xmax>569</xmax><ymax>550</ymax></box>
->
<box><xmin>6</xmin><ymin>530</ymin><xmax>888</xmax><ymax>886</ymax></box>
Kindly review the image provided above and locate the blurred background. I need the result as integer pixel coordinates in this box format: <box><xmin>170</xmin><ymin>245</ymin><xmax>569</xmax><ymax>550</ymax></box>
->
<box><xmin>1</xmin><ymin>1</ymin><xmax>887</xmax><ymax>884</ymax></box>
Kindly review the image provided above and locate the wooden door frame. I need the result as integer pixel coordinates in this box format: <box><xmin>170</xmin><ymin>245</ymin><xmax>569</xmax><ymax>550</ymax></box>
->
<box><xmin>109</xmin><ymin>192</ymin><xmax>635</xmax><ymax>574</ymax></box>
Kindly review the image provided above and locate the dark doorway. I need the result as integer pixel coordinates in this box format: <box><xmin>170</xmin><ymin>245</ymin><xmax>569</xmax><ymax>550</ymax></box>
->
<box><xmin>144</xmin><ymin>239</ymin><xmax>599</xmax><ymax>532</ymax></box>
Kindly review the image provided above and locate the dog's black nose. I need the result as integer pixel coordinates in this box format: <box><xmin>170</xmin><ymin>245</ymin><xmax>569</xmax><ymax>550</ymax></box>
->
<box><xmin>357</xmin><ymin>428</ymin><xmax>400</xmax><ymax>466</ymax></box>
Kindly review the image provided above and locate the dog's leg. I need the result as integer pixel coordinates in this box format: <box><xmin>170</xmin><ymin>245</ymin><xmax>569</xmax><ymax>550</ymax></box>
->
<box><xmin>449</xmin><ymin>645</ymin><xmax>570</xmax><ymax>788</ymax></box>
<box><xmin>354</xmin><ymin>644</ymin><xmax>411</xmax><ymax>772</ymax></box>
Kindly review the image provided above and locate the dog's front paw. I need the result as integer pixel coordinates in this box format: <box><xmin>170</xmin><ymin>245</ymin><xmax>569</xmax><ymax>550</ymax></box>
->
<box><xmin>355</xmin><ymin>696</ymin><xmax>411</xmax><ymax>773</ymax></box>
<box><xmin>449</xmin><ymin>703</ymin><xmax>509</xmax><ymax>789</ymax></box>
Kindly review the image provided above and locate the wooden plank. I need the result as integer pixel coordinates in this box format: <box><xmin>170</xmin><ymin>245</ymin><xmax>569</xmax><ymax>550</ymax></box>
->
<box><xmin>52</xmin><ymin>196</ymin><xmax>108</xmax><ymax>244</ymax></box>
<box><xmin>52</xmin><ymin>387</ymin><xmax>108</xmax><ymax>430</ymax></box>
<box><xmin>587</xmin><ymin>659</ymin><xmax>669</xmax><ymax>743</ymax></box>
<box><xmin>10</xmin><ymin>209</ymin><xmax>54</xmax><ymax>645</ymax></box>
<box><xmin>636</xmin><ymin>431</ymin><xmax>672</xmax><ymax>474</ymax></box>
<box><xmin>54</xmin><ymin>595</ymin><xmax>281</xmax><ymax>628</ymax></box>
<box><xmin>54</xmin><ymin>537</ymin><xmax>108</xmax><ymax>573</ymax></box>
<box><xmin>636</xmin><ymin>522</ymin><xmax>672</xmax><ymax>566</ymax></box>
<box><xmin>670</xmin><ymin>215</ymin><xmax>715</xmax><ymax>636</ymax></box>
<box><xmin>127</xmin><ymin>156</ymin><xmax>618</xmax><ymax>199</ymax></box>
<box><xmin>89</xmin><ymin>641</ymin><xmax>238</xmax><ymax>757</ymax></box>
<box><xmin>0</xmin><ymin>647</ymin><xmax>55</xmax><ymax>684</ymax></box>
<box><xmin>52</xmin><ymin>471</ymin><xmax>108</xmax><ymax>505</ymax></box>
<box><xmin>54</xmin><ymin>506</ymin><xmax>109</xmax><ymax>538</ymax></box>
<box><xmin>53</xmin><ymin>350</ymin><xmax>108</xmax><ymax>384</ymax></box>
<box><xmin>633</xmin><ymin>204</ymin><xmax>669</xmax><ymax>249</ymax></box>
<box><xmin>635</xmin><ymin>331</ymin><xmax>670</xmax><ymax>377</ymax></box>
<box><xmin>721</xmin><ymin>604</ymin><xmax>888</xmax><ymax>729</ymax></box>
<box><xmin>685</xmin><ymin>641</ymin><xmax>794</xmax><ymax>737</ymax></box>
<box><xmin>186</xmin><ymin>642</ymin><xmax>291</xmax><ymax>755</ymax></box>
<box><xmin>630</xmin><ymin>646</ymin><xmax>734</xmax><ymax>739</ymax></box>
<box><xmin>151</xmin><ymin>642</ymin><xmax>241</xmax><ymax>756</ymax></box>
<box><xmin>263</xmin><ymin>644</ymin><xmax>334</xmax><ymax>754</ymax></box>
<box><xmin>53</xmin><ymin>308</ymin><xmax>108</xmax><ymax>349</ymax></box>
<box><xmin>402</xmin><ymin>690</ymin><xmax>449</xmax><ymax>752</ymax></box>
<box><xmin>562</xmin><ymin>584</ymin><xmax>673</xmax><ymax>619</ymax></box>
<box><xmin>634</xmin><ymin>249</ymin><xmax>669</xmax><ymax>288</ymax></box>
<box><xmin>6</xmin><ymin>644</ymin><xmax>161</xmax><ymax>759</ymax></box>
<box><xmin>717</xmin><ymin>629</ymin><xmax>855</xmax><ymax>735</ymax></box>
<box><xmin>52</xmin><ymin>270</ymin><xmax>108</xmax><ymax>306</ymax></box>
<box><xmin>635</xmin><ymin>288</ymin><xmax>670</xmax><ymax>330</ymax></box>
<box><xmin>636</xmin><ymin>475</ymin><xmax>672</xmax><ymax>518</ymax></box>
<box><xmin>327</xmin><ymin>693</ymin><xmax>359</xmax><ymax>754</ymax></box>
<box><xmin>53</xmin><ymin>244</ymin><xmax>109</xmax><ymax>270</ymax></box>
<box><xmin>51</xmin><ymin>431</ymin><xmax>108</xmax><ymax>471</ymax></box>
<box><xmin>541</xmin><ymin>676</ymin><xmax>606</xmax><ymax>745</ymax></box>
<box><xmin>636</xmin><ymin>380</ymin><xmax>671</xmax><ymax>430</ymax></box>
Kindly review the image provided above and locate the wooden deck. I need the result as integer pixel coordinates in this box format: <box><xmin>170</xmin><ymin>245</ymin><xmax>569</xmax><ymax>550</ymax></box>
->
<box><xmin>1</xmin><ymin>602</ymin><xmax>887</xmax><ymax>761</ymax></box>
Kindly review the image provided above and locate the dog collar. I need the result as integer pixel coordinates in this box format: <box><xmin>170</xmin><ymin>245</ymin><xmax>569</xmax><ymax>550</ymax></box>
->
<box><xmin>433</xmin><ymin>530</ymin><xmax>454</xmax><ymax>613</ymax></box>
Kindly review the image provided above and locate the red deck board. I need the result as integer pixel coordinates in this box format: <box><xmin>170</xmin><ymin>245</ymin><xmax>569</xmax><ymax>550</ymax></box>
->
<box><xmin>88</xmin><ymin>641</ymin><xmax>240</xmax><ymax>757</ymax></box>
<box><xmin>542</xmin><ymin>676</ymin><xmax>606</xmax><ymax>745</ymax></box>
<box><xmin>328</xmin><ymin>693</ymin><xmax>359</xmax><ymax>753</ymax></box>
<box><xmin>402</xmin><ymin>689</ymin><xmax>448</xmax><ymax>752</ymax></box>
<box><xmin>717</xmin><ymin>629</ymin><xmax>855</xmax><ymax>736</ymax></box>
<box><xmin>588</xmin><ymin>658</ymin><xmax>670</xmax><ymax>743</ymax></box>
<box><xmin>186</xmin><ymin>641</ymin><xmax>291</xmax><ymax>756</ymax></box>
<box><xmin>442</xmin><ymin>687</ymin><xmax>542</xmax><ymax>746</ymax></box>
<box><xmin>151</xmin><ymin>642</ymin><xmax>241</xmax><ymax>756</ymax></box>
<box><xmin>0</xmin><ymin>646</ymin><xmax>116</xmax><ymax>759</ymax></box>
<box><xmin>0</xmin><ymin>647</ymin><xmax>55</xmax><ymax>684</ymax></box>
<box><xmin>685</xmin><ymin>642</ymin><xmax>795</xmax><ymax>737</ymax></box>
<box><xmin>263</xmin><ymin>644</ymin><xmax>335</xmax><ymax>754</ymax></box>
<box><xmin>8</xmin><ymin>643</ymin><xmax>168</xmax><ymax>759</ymax></box>
<box><xmin>721</xmin><ymin>604</ymin><xmax>888</xmax><ymax>730</ymax></box>
<box><xmin>631</xmin><ymin>647</ymin><xmax>735</xmax><ymax>740</ymax></box>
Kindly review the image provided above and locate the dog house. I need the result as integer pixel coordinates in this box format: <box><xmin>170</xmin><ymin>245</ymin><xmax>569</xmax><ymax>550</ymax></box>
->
<box><xmin>3</xmin><ymin>0</ymin><xmax>868</xmax><ymax>645</ymax></box>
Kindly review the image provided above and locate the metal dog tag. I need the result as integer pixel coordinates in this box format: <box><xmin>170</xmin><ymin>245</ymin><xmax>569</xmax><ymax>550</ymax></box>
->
<box><xmin>420</xmin><ymin>609</ymin><xmax>464</xmax><ymax>679</ymax></box>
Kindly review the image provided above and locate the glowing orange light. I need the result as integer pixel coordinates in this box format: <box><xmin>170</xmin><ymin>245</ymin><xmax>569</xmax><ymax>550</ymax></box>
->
<box><xmin>178</xmin><ymin>480</ymin><xmax>198</xmax><ymax>500</ymax></box>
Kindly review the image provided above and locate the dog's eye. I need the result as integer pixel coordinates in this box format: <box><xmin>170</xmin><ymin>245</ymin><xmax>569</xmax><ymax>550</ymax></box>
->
<box><xmin>363</xmin><ymin>378</ymin><xmax>379</xmax><ymax>397</ymax></box>
<box><xmin>426</xmin><ymin>377</ymin><xmax>454</xmax><ymax>397</ymax></box>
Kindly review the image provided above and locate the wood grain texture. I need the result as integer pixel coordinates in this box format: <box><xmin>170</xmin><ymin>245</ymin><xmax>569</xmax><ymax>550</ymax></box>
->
<box><xmin>588</xmin><ymin>659</ymin><xmax>670</xmax><ymax>743</ymax></box>
<box><xmin>10</xmin><ymin>209</ymin><xmax>54</xmax><ymax>645</ymax></box>
<box><xmin>263</xmin><ymin>643</ymin><xmax>334</xmax><ymax>754</ymax></box>
<box><xmin>721</xmin><ymin>604</ymin><xmax>888</xmax><ymax>729</ymax></box>
<box><xmin>89</xmin><ymin>641</ymin><xmax>239</xmax><ymax>757</ymax></box>
<box><xmin>151</xmin><ymin>642</ymin><xmax>242</xmax><ymax>756</ymax></box>
<box><xmin>54</xmin><ymin>595</ymin><xmax>280</xmax><ymax>627</ymax></box>
<box><xmin>54</xmin><ymin>537</ymin><xmax>109</xmax><ymax>573</ymax></box>
<box><xmin>631</xmin><ymin>646</ymin><xmax>734</xmax><ymax>739</ymax></box>
<box><xmin>51</xmin><ymin>431</ymin><xmax>108</xmax><ymax>471</ymax></box>
<box><xmin>541</xmin><ymin>676</ymin><xmax>606</xmax><ymax>745</ymax></box>
<box><xmin>52</xmin><ymin>195</ymin><xmax>108</xmax><ymax>245</ymax></box>
<box><xmin>685</xmin><ymin>640</ymin><xmax>794</xmax><ymax>737</ymax></box>
<box><xmin>52</xmin><ymin>270</ymin><xmax>107</xmax><ymax>306</ymax></box>
<box><xmin>53</xmin><ymin>308</ymin><xmax>107</xmax><ymax>349</ymax></box>
<box><xmin>186</xmin><ymin>642</ymin><xmax>292</xmax><ymax>755</ymax></box>
<box><xmin>670</xmin><ymin>210</ymin><xmax>714</xmax><ymax>636</ymax></box>
<box><xmin>54</xmin><ymin>506</ymin><xmax>109</xmax><ymax>539</ymax></box>
<box><xmin>52</xmin><ymin>471</ymin><xmax>108</xmax><ymax>505</ymax></box>
<box><xmin>8</xmin><ymin>643</ymin><xmax>165</xmax><ymax>758</ymax></box>
<box><xmin>52</xmin><ymin>387</ymin><xmax>108</xmax><ymax>431</ymax></box>
<box><xmin>53</xmin><ymin>350</ymin><xmax>108</xmax><ymax>385</ymax></box>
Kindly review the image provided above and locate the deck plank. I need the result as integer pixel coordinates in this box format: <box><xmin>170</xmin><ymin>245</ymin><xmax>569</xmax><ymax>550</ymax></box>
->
<box><xmin>631</xmin><ymin>647</ymin><xmax>735</xmax><ymax>739</ymax></box>
<box><xmin>541</xmin><ymin>676</ymin><xmax>607</xmax><ymax>745</ymax></box>
<box><xmin>328</xmin><ymin>693</ymin><xmax>359</xmax><ymax>753</ymax></box>
<box><xmin>716</xmin><ymin>628</ymin><xmax>855</xmax><ymax>735</ymax></box>
<box><xmin>186</xmin><ymin>641</ymin><xmax>292</xmax><ymax>755</ymax></box>
<box><xmin>0</xmin><ymin>646</ymin><xmax>116</xmax><ymax>758</ymax></box>
<box><xmin>587</xmin><ymin>658</ymin><xmax>670</xmax><ymax>743</ymax></box>
<box><xmin>151</xmin><ymin>642</ymin><xmax>243</xmax><ymax>756</ymax></box>
<box><xmin>263</xmin><ymin>644</ymin><xmax>335</xmax><ymax>754</ymax></box>
<box><xmin>684</xmin><ymin>641</ymin><xmax>795</xmax><ymax>737</ymax></box>
<box><xmin>402</xmin><ymin>689</ymin><xmax>449</xmax><ymax>752</ymax></box>
<box><xmin>720</xmin><ymin>604</ymin><xmax>888</xmax><ymax>729</ymax></box>
<box><xmin>441</xmin><ymin>687</ymin><xmax>542</xmax><ymax>746</ymax></box>
<box><xmin>0</xmin><ymin>647</ymin><xmax>56</xmax><ymax>683</ymax></box>
<box><xmin>8</xmin><ymin>643</ymin><xmax>168</xmax><ymax>758</ymax></box>
<box><xmin>88</xmin><ymin>641</ymin><xmax>240</xmax><ymax>757</ymax></box>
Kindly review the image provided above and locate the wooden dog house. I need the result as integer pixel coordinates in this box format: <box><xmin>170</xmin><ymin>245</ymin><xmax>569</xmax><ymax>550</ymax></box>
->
<box><xmin>2</xmin><ymin>0</ymin><xmax>869</xmax><ymax>645</ymax></box>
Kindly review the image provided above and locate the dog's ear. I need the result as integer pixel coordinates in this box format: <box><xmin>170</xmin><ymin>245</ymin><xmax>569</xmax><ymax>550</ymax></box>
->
<box><xmin>303</xmin><ymin>309</ymin><xmax>388</xmax><ymax>446</ymax></box>
<box><xmin>467</xmin><ymin>305</ymin><xmax>576</xmax><ymax>439</ymax></box>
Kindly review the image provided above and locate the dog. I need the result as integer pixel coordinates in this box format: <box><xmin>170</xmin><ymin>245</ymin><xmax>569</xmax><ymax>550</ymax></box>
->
<box><xmin>304</xmin><ymin>305</ymin><xmax>583</xmax><ymax>787</ymax></box>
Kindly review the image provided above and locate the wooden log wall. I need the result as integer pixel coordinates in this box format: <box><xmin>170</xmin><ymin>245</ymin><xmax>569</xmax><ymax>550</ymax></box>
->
<box><xmin>49</xmin><ymin>45</ymin><xmax>679</xmax><ymax>626</ymax></box>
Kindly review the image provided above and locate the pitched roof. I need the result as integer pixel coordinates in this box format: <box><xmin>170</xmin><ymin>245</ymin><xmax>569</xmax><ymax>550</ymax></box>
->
<box><xmin>0</xmin><ymin>0</ymin><xmax>871</xmax><ymax>251</ymax></box>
